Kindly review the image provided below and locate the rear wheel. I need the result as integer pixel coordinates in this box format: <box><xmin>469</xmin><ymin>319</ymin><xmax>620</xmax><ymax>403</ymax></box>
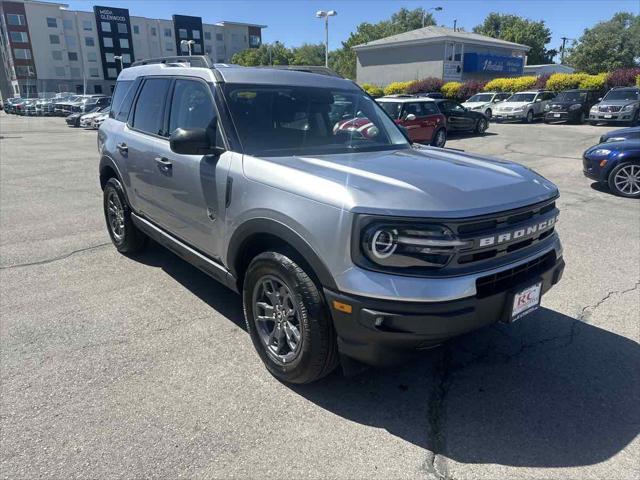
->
<box><xmin>103</xmin><ymin>177</ymin><xmax>147</xmax><ymax>253</ymax></box>
<box><xmin>431</xmin><ymin>128</ymin><xmax>447</xmax><ymax>148</ymax></box>
<box><xmin>608</xmin><ymin>162</ymin><xmax>640</xmax><ymax>198</ymax></box>
<box><xmin>475</xmin><ymin>118</ymin><xmax>488</xmax><ymax>134</ymax></box>
<box><xmin>243</xmin><ymin>251</ymin><xmax>339</xmax><ymax>384</ymax></box>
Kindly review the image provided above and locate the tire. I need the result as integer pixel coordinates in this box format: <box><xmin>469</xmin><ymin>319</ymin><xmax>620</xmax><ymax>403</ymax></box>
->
<box><xmin>524</xmin><ymin>110</ymin><xmax>534</xmax><ymax>124</ymax></box>
<box><xmin>475</xmin><ymin>117</ymin><xmax>488</xmax><ymax>134</ymax></box>
<box><xmin>577</xmin><ymin>112</ymin><xmax>585</xmax><ymax>124</ymax></box>
<box><xmin>431</xmin><ymin>127</ymin><xmax>447</xmax><ymax>148</ymax></box>
<box><xmin>608</xmin><ymin>162</ymin><xmax>640</xmax><ymax>199</ymax></box>
<box><xmin>243</xmin><ymin>251</ymin><xmax>339</xmax><ymax>384</ymax></box>
<box><xmin>103</xmin><ymin>177</ymin><xmax>147</xmax><ymax>253</ymax></box>
<box><xmin>485</xmin><ymin>108</ymin><xmax>492</xmax><ymax>119</ymax></box>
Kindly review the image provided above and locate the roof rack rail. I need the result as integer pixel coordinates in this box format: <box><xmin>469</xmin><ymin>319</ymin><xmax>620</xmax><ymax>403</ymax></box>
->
<box><xmin>130</xmin><ymin>55</ymin><xmax>213</xmax><ymax>68</ymax></box>
<box><xmin>255</xmin><ymin>65</ymin><xmax>343</xmax><ymax>78</ymax></box>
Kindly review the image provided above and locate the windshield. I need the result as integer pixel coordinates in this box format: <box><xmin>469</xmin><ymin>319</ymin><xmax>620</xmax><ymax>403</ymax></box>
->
<box><xmin>222</xmin><ymin>84</ymin><xmax>410</xmax><ymax>156</ymax></box>
<box><xmin>377</xmin><ymin>101</ymin><xmax>403</xmax><ymax>119</ymax></box>
<box><xmin>467</xmin><ymin>94</ymin><xmax>493</xmax><ymax>103</ymax></box>
<box><xmin>555</xmin><ymin>91</ymin><xmax>587</xmax><ymax>102</ymax></box>
<box><xmin>506</xmin><ymin>93</ymin><xmax>536</xmax><ymax>103</ymax></box>
<box><xmin>603</xmin><ymin>90</ymin><xmax>639</xmax><ymax>102</ymax></box>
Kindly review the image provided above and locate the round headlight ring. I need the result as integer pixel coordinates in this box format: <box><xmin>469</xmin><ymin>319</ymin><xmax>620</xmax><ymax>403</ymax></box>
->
<box><xmin>370</xmin><ymin>228</ymin><xmax>398</xmax><ymax>259</ymax></box>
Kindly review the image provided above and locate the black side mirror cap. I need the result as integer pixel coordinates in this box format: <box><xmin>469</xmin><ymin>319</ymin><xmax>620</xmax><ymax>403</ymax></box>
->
<box><xmin>169</xmin><ymin>128</ymin><xmax>224</xmax><ymax>156</ymax></box>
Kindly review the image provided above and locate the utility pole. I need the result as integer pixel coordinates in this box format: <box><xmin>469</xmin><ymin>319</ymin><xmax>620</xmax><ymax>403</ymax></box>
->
<box><xmin>560</xmin><ymin>37</ymin><xmax>572</xmax><ymax>63</ymax></box>
<box><xmin>453</xmin><ymin>19</ymin><xmax>457</xmax><ymax>32</ymax></box>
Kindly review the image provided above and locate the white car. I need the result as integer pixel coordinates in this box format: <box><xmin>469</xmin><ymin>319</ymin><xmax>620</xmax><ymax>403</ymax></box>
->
<box><xmin>90</xmin><ymin>109</ymin><xmax>110</xmax><ymax>129</ymax></box>
<box><xmin>462</xmin><ymin>92</ymin><xmax>511</xmax><ymax>119</ymax></box>
<box><xmin>80</xmin><ymin>107</ymin><xmax>108</xmax><ymax>128</ymax></box>
<box><xmin>493</xmin><ymin>90</ymin><xmax>557</xmax><ymax>123</ymax></box>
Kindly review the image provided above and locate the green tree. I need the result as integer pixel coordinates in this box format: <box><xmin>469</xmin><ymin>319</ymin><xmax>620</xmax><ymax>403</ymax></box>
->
<box><xmin>565</xmin><ymin>12</ymin><xmax>640</xmax><ymax>73</ymax></box>
<box><xmin>329</xmin><ymin>7</ymin><xmax>436</xmax><ymax>79</ymax></box>
<box><xmin>290</xmin><ymin>43</ymin><xmax>325</xmax><ymax>66</ymax></box>
<box><xmin>230</xmin><ymin>41</ymin><xmax>293</xmax><ymax>66</ymax></box>
<box><xmin>473</xmin><ymin>13</ymin><xmax>557</xmax><ymax>64</ymax></box>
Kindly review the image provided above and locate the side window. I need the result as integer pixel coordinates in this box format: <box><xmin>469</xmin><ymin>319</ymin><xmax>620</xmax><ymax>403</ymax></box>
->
<box><xmin>421</xmin><ymin>102</ymin><xmax>439</xmax><ymax>115</ymax></box>
<box><xmin>131</xmin><ymin>78</ymin><xmax>171</xmax><ymax>135</ymax></box>
<box><xmin>168</xmin><ymin>79</ymin><xmax>217</xmax><ymax>136</ymax></box>
<box><xmin>110</xmin><ymin>80</ymin><xmax>135</xmax><ymax>121</ymax></box>
<box><xmin>404</xmin><ymin>102</ymin><xmax>423</xmax><ymax>118</ymax></box>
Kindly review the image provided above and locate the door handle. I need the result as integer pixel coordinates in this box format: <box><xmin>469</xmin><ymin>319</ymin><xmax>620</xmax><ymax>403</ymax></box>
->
<box><xmin>155</xmin><ymin>156</ymin><xmax>172</xmax><ymax>172</ymax></box>
<box><xmin>116</xmin><ymin>142</ymin><xmax>128</xmax><ymax>153</ymax></box>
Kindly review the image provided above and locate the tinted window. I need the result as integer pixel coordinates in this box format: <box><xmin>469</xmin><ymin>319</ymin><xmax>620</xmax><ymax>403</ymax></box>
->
<box><xmin>168</xmin><ymin>79</ymin><xmax>216</xmax><ymax>135</ymax></box>
<box><xmin>110</xmin><ymin>80</ymin><xmax>135</xmax><ymax>121</ymax></box>
<box><xmin>442</xmin><ymin>101</ymin><xmax>464</xmax><ymax>113</ymax></box>
<box><xmin>421</xmin><ymin>102</ymin><xmax>439</xmax><ymax>115</ymax></box>
<box><xmin>131</xmin><ymin>78</ymin><xmax>171</xmax><ymax>134</ymax></box>
<box><xmin>378</xmin><ymin>101</ymin><xmax>402</xmax><ymax>119</ymax></box>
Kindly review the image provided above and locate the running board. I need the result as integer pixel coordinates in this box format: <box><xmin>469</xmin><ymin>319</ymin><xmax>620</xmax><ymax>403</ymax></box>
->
<box><xmin>131</xmin><ymin>213</ymin><xmax>238</xmax><ymax>293</ymax></box>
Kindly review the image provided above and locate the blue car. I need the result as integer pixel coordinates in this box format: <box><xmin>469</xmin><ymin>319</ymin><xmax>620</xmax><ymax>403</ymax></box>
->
<box><xmin>583</xmin><ymin>140</ymin><xmax>640</xmax><ymax>198</ymax></box>
<box><xmin>599</xmin><ymin>126</ymin><xmax>640</xmax><ymax>144</ymax></box>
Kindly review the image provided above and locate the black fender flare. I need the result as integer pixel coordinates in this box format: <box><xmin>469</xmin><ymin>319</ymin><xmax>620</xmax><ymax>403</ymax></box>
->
<box><xmin>99</xmin><ymin>155</ymin><xmax>134</xmax><ymax>207</ymax></box>
<box><xmin>227</xmin><ymin>218</ymin><xmax>338</xmax><ymax>291</ymax></box>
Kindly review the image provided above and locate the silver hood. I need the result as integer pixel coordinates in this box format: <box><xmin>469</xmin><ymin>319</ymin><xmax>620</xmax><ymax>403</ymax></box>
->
<box><xmin>244</xmin><ymin>147</ymin><xmax>558</xmax><ymax>218</ymax></box>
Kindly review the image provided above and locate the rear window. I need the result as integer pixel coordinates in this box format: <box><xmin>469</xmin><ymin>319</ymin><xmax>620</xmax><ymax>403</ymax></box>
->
<box><xmin>378</xmin><ymin>101</ymin><xmax>402</xmax><ymax>119</ymax></box>
<box><xmin>110</xmin><ymin>80</ymin><xmax>135</xmax><ymax>122</ymax></box>
<box><xmin>131</xmin><ymin>78</ymin><xmax>172</xmax><ymax>136</ymax></box>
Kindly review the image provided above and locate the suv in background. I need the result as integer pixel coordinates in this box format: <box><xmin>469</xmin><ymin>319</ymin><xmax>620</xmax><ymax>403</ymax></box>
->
<box><xmin>494</xmin><ymin>90</ymin><xmax>556</xmax><ymax>123</ymax></box>
<box><xmin>589</xmin><ymin>87</ymin><xmax>640</xmax><ymax>126</ymax></box>
<box><xmin>98</xmin><ymin>57</ymin><xmax>564</xmax><ymax>383</ymax></box>
<box><xmin>376</xmin><ymin>96</ymin><xmax>447</xmax><ymax>147</ymax></box>
<box><xmin>544</xmin><ymin>89</ymin><xmax>600</xmax><ymax>124</ymax></box>
<box><xmin>462</xmin><ymin>92</ymin><xmax>511</xmax><ymax>119</ymax></box>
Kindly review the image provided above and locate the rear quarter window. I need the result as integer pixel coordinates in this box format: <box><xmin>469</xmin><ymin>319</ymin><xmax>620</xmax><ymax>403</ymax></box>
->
<box><xmin>110</xmin><ymin>80</ymin><xmax>136</xmax><ymax>122</ymax></box>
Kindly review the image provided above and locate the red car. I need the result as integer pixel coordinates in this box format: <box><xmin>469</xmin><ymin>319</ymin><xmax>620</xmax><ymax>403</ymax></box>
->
<box><xmin>376</xmin><ymin>96</ymin><xmax>447</xmax><ymax>147</ymax></box>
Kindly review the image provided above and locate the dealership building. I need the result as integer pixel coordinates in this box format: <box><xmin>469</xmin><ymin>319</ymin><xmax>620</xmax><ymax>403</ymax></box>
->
<box><xmin>353</xmin><ymin>26</ymin><xmax>530</xmax><ymax>86</ymax></box>
<box><xmin>0</xmin><ymin>0</ymin><xmax>265</xmax><ymax>99</ymax></box>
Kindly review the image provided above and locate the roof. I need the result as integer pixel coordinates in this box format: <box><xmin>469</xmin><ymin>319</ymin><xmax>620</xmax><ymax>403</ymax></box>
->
<box><xmin>376</xmin><ymin>96</ymin><xmax>436</xmax><ymax>103</ymax></box>
<box><xmin>353</xmin><ymin>26</ymin><xmax>530</xmax><ymax>52</ymax></box>
<box><xmin>217</xmin><ymin>66</ymin><xmax>357</xmax><ymax>89</ymax></box>
<box><xmin>215</xmin><ymin>21</ymin><xmax>267</xmax><ymax>28</ymax></box>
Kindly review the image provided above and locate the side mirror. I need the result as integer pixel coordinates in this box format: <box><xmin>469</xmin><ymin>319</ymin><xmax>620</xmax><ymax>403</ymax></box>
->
<box><xmin>404</xmin><ymin>113</ymin><xmax>416</xmax><ymax>121</ymax></box>
<box><xmin>535</xmin><ymin>98</ymin><xmax>542</xmax><ymax>102</ymax></box>
<box><xmin>598</xmin><ymin>97</ymin><xmax>602</xmax><ymax>101</ymax></box>
<box><xmin>170</xmin><ymin>128</ymin><xmax>224</xmax><ymax>156</ymax></box>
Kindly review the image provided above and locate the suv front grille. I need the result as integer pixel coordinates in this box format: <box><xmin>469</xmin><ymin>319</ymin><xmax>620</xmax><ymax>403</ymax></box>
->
<box><xmin>476</xmin><ymin>251</ymin><xmax>556</xmax><ymax>298</ymax></box>
<box><xmin>599</xmin><ymin>105</ymin><xmax>622</xmax><ymax>112</ymax></box>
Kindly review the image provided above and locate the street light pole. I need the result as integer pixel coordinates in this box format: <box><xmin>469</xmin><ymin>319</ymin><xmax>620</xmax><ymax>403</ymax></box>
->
<box><xmin>316</xmin><ymin>10</ymin><xmax>337</xmax><ymax>68</ymax></box>
<box><xmin>423</xmin><ymin>6</ymin><xmax>443</xmax><ymax>28</ymax></box>
<box><xmin>113</xmin><ymin>55</ymin><xmax>123</xmax><ymax>72</ymax></box>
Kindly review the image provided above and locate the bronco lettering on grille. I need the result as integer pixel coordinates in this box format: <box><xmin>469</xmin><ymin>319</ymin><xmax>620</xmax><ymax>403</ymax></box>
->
<box><xmin>478</xmin><ymin>215</ymin><xmax>558</xmax><ymax>247</ymax></box>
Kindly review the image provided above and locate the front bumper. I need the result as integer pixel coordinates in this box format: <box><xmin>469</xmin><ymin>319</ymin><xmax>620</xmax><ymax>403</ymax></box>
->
<box><xmin>545</xmin><ymin>110</ymin><xmax>581</xmax><ymax>123</ymax></box>
<box><xmin>589</xmin><ymin>111</ymin><xmax>636</xmax><ymax>123</ymax></box>
<box><xmin>493</xmin><ymin>111</ymin><xmax>526</xmax><ymax>122</ymax></box>
<box><xmin>327</xmin><ymin>249</ymin><xmax>565</xmax><ymax>367</ymax></box>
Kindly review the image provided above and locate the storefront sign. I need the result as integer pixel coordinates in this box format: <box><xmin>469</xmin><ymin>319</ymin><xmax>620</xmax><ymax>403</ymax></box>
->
<box><xmin>463</xmin><ymin>53</ymin><xmax>524</xmax><ymax>75</ymax></box>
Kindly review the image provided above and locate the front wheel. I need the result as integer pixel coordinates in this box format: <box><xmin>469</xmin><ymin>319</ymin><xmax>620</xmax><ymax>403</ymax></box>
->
<box><xmin>484</xmin><ymin>108</ymin><xmax>492</xmax><ymax>119</ymax></box>
<box><xmin>103</xmin><ymin>177</ymin><xmax>147</xmax><ymax>253</ymax></box>
<box><xmin>243</xmin><ymin>251</ymin><xmax>339</xmax><ymax>384</ymax></box>
<box><xmin>475</xmin><ymin>118</ymin><xmax>488</xmax><ymax>134</ymax></box>
<box><xmin>608</xmin><ymin>162</ymin><xmax>640</xmax><ymax>198</ymax></box>
<box><xmin>524</xmin><ymin>110</ymin><xmax>534</xmax><ymax>123</ymax></box>
<box><xmin>431</xmin><ymin>128</ymin><xmax>447</xmax><ymax>148</ymax></box>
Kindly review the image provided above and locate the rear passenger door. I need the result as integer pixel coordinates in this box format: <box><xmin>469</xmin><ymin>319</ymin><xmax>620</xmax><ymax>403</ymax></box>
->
<box><xmin>150</xmin><ymin>78</ymin><xmax>232</xmax><ymax>260</ymax></box>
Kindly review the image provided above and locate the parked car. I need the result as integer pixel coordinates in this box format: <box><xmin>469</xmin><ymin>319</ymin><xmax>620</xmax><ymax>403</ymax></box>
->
<box><xmin>4</xmin><ymin>97</ymin><xmax>22</xmax><ymax>114</ymax></box>
<box><xmin>66</xmin><ymin>106</ymin><xmax>104</xmax><ymax>127</ymax></box>
<box><xmin>543</xmin><ymin>89</ymin><xmax>600</xmax><ymax>124</ymax></box>
<box><xmin>493</xmin><ymin>90</ymin><xmax>556</xmax><ymax>123</ymax></box>
<box><xmin>589</xmin><ymin>87</ymin><xmax>640</xmax><ymax>126</ymax></box>
<box><xmin>599</xmin><ymin>126</ymin><xmax>640</xmax><ymax>144</ymax></box>
<box><xmin>583</xmin><ymin>140</ymin><xmax>640</xmax><ymax>198</ymax></box>
<box><xmin>430</xmin><ymin>99</ymin><xmax>489</xmax><ymax>134</ymax></box>
<box><xmin>54</xmin><ymin>95</ymin><xmax>83</xmax><ymax>116</ymax></box>
<box><xmin>376</xmin><ymin>96</ymin><xmax>447</xmax><ymax>146</ymax></box>
<box><xmin>78</xmin><ymin>107</ymin><xmax>107</xmax><ymax>128</ymax></box>
<box><xmin>71</xmin><ymin>95</ymin><xmax>110</xmax><ymax>113</ymax></box>
<box><xmin>90</xmin><ymin>108</ymin><xmax>110</xmax><ymax>129</ymax></box>
<box><xmin>99</xmin><ymin>57</ymin><xmax>564</xmax><ymax>383</ymax></box>
<box><xmin>462</xmin><ymin>92</ymin><xmax>512</xmax><ymax>119</ymax></box>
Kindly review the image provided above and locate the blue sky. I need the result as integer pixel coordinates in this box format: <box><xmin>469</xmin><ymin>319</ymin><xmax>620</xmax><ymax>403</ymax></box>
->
<box><xmin>64</xmin><ymin>0</ymin><xmax>639</xmax><ymax>55</ymax></box>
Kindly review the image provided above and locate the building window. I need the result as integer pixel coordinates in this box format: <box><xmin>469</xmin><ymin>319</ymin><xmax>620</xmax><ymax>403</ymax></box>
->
<box><xmin>103</xmin><ymin>37</ymin><xmax>113</xmax><ymax>48</ymax></box>
<box><xmin>216</xmin><ymin>33</ymin><xmax>223</xmax><ymax>41</ymax></box>
<box><xmin>9</xmin><ymin>31</ymin><xmax>28</xmax><ymax>43</ymax></box>
<box><xmin>70</xmin><ymin>67</ymin><xmax>81</xmax><ymax>78</ymax></box>
<box><xmin>165</xmin><ymin>42</ymin><xmax>173</xmax><ymax>51</ymax></box>
<box><xmin>204</xmin><ymin>31</ymin><xmax>211</xmax><ymax>40</ymax></box>
<box><xmin>16</xmin><ymin>65</ymin><xmax>35</xmax><ymax>77</ymax></box>
<box><xmin>249</xmin><ymin>35</ymin><xmax>260</xmax><ymax>47</ymax></box>
<box><xmin>63</xmin><ymin>19</ymin><xmax>73</xmax><ymax>30</ymax></box>
<box><xmin>49</xmin><ymin>34</ymin><xmax>60</xmax><ymax>44</ymax></box>
<box><xmin>101</xmin><ymin>21</ymin><xmax>111</xmax><ymax>32</ymax></box>
<box><xmin>179</xmin><ymin>28</ymin><xmax>187</xmax><ymax>39</ymax></box>
<box><xmin>94</xmin><ymin>85</ymin><xmax>103</xmax><ymax>94</ymax></box>
<box><xmin>13</xmin><ymin>48</ymin><xmax>31</xmax><ymax>59</ymax></box>
<box><xmin>89</xmin><ymin>67</ymin><xmax>99</xmax><ymax>77</ymax></box>
<box><xmin>192</xmin><ymin>30</ymin><xmax>200</xmax><ymax>39</ymax></box>
<box><xmin>7</xmin><ymin>14</ymin><xmax>26</xmax><ymax>26</ymax></box>
<box><xmin>164</xmin><ymin>28</ymin><xmax>172</xmax><ymax>37</ymax></box>
<box><xmin>107</xmin><ymin>67</ymin><xmax>117</xmax><ymax>78</ymax></box>
<box><xmin>68</xmin><ymin>51</ymin><xmax>78</xmax><ymax>61</ymax></box>
<box><xmin>119</xmin><ymin>38</ymin><xmax>129</xmax><ymax>49</ymax></box>
<box><xmin>87</xmin><ymin>52</ymin><xmax>97</xmax><ymax>62</ymax></box>
<box><xmin>193</xmin><ymin>43</ymin><xmax>201</xmax><ymax>54</ymax></box>
<box><xmin>83</xmin><ymin>20</ymin><xmax>92</xmax><ymax>31</ymax></box>
<box><xmin>133</xmin><ymin>25</ymin><xmax>139</xmax><ymax>34</ymax></box>
<box><xmin>105</xmin><ymin>52</ymin><xmax>115</xmax><ymax>63</ymax></box>
<box><xmin>85</xmin><ymin>37</ymin><xmax>95</xmax><ymax>46</ymax></box>
<box><xmin>55</xmin><ymin>66</ymin><xmax>66</xmax><ymax>77</ymax></box>
<box><xmin>65</xmin><ymin>35</ymin><xmax>76</xmax><ymax>47</ymax></box>
<box><xmin>117</xmin><ymin>23</ymin><xmax>127</xmax><ymax>34</ymax></box>
<box><xmin>121</xmin><ymin>53</ymin><xmax>131</xmax><ymax>64</ymax></box>
<box><xmin>52</xmin><ymin>50</ymin><xmax>62</xmax><ymax>60</ymax></box>
<box><xmin>150</xmin><ymin>27</ymin><xmax>157</xmax><ymax>36</ymax></box>
<box><xmin>47</xmin><ymin>17</ymin><xmax>57</xmax><ymax>28</ymax></box>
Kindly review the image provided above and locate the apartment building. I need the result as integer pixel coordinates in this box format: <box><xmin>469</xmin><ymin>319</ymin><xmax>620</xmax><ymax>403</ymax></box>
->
<box><xmin>0</xmin><ymin>0</ymin><xmax>265</xmax><ymax>99</ymax></box>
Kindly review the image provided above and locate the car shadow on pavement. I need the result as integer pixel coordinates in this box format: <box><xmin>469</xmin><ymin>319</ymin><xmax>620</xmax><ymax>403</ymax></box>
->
<box><xmin>133</xmin><ymin>242</ymin><xmax>639</xmax><ymax>468</ymax></box>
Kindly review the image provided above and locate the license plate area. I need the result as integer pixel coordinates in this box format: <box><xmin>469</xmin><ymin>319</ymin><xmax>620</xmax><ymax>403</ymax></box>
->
<box><xmin>553</xmin><ymin>113</ymin><xmax>561</xmax><ymax>118</ymax></box>
<box><xmin>504</xmin><ymin>281</ymin><xmax>542</xmax><ymax>323</ymax></box>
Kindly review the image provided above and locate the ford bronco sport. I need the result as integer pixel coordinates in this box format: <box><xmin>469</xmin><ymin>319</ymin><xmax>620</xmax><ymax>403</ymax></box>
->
<box><xmin>98</xmin><ymin>56</ymin><xmax>565</xmax><ymax>384</ymax></box>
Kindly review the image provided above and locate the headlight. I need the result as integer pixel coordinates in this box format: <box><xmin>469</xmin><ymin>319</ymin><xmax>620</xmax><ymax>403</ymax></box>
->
<box><xmin>569</xmin><ymin>104</ymin><xmax>582</xmax><ymax>111</ymax></box>
<box><xmin>591</xmin><ymin>148</ymin><xmax>612</xmax><ymax>157</ymax></box>
<box><xmin>590</xmin><ymin>105</ymin><xmax>599</xmax><ymax>112</ymax></box>
<box><xmin>621</xmin><ymin>104</ymin><xmax>636</xmax><ymax>112</ymax></box>
<box><xmin>356</xmin><ymin>220</ymin><xmax>471</xmax><ymax>272</ymax></box>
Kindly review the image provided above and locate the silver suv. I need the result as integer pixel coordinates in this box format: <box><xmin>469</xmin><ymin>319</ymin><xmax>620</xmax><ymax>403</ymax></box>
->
<box><xmin>493</xmin><ymin>90</ymin><xmax>556</xmax><ymax>123</ymax></box>
<box><xmin>589</xmin><ymin>87</ymin><xmax>640</xmax><ymax>126</ymax></box>
<box><xmin>98</xmin><ymin>56</ymin><xmax>565</xmax><ymax>383</ymax></box>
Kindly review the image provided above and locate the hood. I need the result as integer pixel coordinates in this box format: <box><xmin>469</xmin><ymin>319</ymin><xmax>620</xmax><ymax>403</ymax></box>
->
<box><xmin>244</xmin><ymin>147</ymin><xmax>558</xmax><ymax>218</ymax></box>
<box><xmin>497</xmin><ymin>101</ymin><xmax>530</xmax><ymax>108</ymax></box>
<box><xmin>462</xmin><ymin>101</ymin><xmax>488</xmax><ymax>109</ymax></box>
<box><xmin>599</xmin><ymin>99</ymin><xmax>638</xmax><ymax>107</ymax></box>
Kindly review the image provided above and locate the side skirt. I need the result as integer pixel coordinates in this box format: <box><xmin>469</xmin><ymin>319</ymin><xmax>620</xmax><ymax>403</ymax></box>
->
<box><xmin>131</xmin><ymin>213</ymin><xmax>239</xmax><ymax>293</ymax></box>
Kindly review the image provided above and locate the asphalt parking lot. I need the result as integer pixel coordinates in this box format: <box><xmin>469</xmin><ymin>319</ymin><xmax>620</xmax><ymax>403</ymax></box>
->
<box><xmin>1</xmin><ymin>113</ymin><xmax>638</xmax><ymax>480</ymax></box>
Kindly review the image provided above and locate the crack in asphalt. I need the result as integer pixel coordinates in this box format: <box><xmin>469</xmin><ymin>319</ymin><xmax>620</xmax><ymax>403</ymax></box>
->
<box><xmin>422</xmin><ymin>280</ymin><xmax>639</xmax><ymax>479</ymax></box>
<box><xmin>0</xmin><ymin>243</ymin><xmax>110</xmax><ymax>270</ymax></box>
<box><xmin>501</xmin><ymin>142</ymin><xmax>582</xmax><ymax>160</ymax></box>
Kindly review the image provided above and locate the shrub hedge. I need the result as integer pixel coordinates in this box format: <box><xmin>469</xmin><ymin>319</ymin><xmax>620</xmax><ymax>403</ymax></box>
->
<box><xmin>361</xmin><ymin>83</ymin><xmax>384</xmax><ymax>97</ymax></box>
<box><xmin>406</xmin><ymin>77</ymin><xmax>444</xmax><ymax>94</ymax></box>
<box><xmin>383</xmin><ymin>81</ymin><xmax>413</xmax><ymax>96</ymax></box>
